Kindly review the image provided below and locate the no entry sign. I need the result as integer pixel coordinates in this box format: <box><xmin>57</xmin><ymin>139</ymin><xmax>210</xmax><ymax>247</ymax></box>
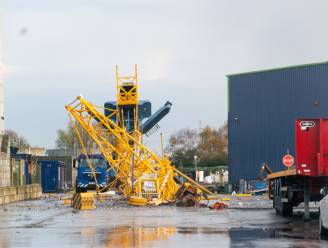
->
<box><xmin>282</xmin><ymin>154</ymin><xmax>294</xmax><ymax>167</ymax></box>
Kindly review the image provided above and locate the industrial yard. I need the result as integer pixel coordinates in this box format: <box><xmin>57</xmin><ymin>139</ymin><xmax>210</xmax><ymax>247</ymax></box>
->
<box><xmin>2</xmin><ymin>1</ymin><xmax>328</xmax><ymax>248</ymax></box>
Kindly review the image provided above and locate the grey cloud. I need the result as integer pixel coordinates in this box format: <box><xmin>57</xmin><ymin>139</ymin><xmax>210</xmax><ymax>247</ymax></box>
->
<box><xmin>2</xmin><ymin>0</ymin><xmax>328</xmax><ymax>148</ymax></box>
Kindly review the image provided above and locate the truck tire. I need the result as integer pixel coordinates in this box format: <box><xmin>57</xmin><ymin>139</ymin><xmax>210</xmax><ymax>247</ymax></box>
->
<box><xmin>320</xmin><ymin>218</ymin><xmax>328</xmax><ymax>237</ymax></box>
<box><xmin>273</xmin><ymin>178</ymin><xmax>293</xmax><ymax>217</ymax></box>
<box><xmin>281</xmin><ymin>202</ymin><xmax>293</xmax><ymax>217</ymax></box>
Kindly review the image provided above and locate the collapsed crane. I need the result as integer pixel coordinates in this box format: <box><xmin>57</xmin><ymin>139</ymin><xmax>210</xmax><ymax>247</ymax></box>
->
<box><xmin>66</xmin><ymin>65</ymin><xmax>212</xmax><ymax>206</ymax></box>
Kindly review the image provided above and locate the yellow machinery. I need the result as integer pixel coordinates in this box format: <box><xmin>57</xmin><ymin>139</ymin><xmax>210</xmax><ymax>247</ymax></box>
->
<box><xmin>72</xmin><ymin>192</ymin><xmax>96</xmax><ymax>210</ymax></box>
<box><xmin>66</xmin><ymin>65</ymin><xmax>212</xmax><ymax>206</ymax></box>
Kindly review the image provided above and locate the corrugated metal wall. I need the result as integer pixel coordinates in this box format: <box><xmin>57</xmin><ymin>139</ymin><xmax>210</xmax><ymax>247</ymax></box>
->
<box><xmin>228</xmin><ymin>62</ymin><xmax>328</xmax><ymax>185</ymax></box>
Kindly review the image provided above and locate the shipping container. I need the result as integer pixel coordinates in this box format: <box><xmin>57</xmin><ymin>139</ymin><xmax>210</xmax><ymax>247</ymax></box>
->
<box><xmin>30</xmin><ymin>160</ymin><xmax>40</xmax><ymax>184</ymax></box>
<box><xmin>38</xmin><ymin>160</ymin><xmax>66</xmax><ymax>193</ymax></box>
<box><xmin>10</xmin><ymin>158</ymin><xmax>25</xmax><ymax>186</ymax></box>
<box><xmin>295</xmin><ymin>118</ymin><xmax>328</xmax><ymax>177</ymax></box>
<box><xmin>249</xmin><ymin>180</ymin><xmax>267</xmax><ymax>191</ymax></box>
<box><xmin>11</xmin><ymin>153</ymin><xmax>40</xmax><ymax>185</ymax></box>
<box><xmin>36</xmin><ymin>156</ymin><xmax>73</xmax><ymax>188</ymax></box>
<box><xmin>228</xmin><ymin>62</ymin><xmax>328</xmax><ymax>185</ymax></box>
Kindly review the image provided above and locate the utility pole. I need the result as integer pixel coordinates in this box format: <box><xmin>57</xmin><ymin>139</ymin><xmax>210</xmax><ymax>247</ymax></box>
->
<box><xmin>194</xmin><ymin>155</ymin><xmax>198</xmax><ymax>182</ymax></box>
<box><xmin>160</xmin><ymin>132</ymin><xmax>164</xmax><ymax>157</ymax></box>
<box><xmin>0</xmin><ymin>22</ymin><xmax>5</xmax><ymax>155</ymax></box>
<box><xmin>0</xmin><ymin>26</ymin><xmax>4</xmax><ymax>136</ymax></box>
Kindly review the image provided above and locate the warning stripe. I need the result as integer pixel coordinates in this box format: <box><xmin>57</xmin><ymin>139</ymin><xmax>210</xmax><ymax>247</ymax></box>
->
<box><xmin>72</xmin><ymin>193</ymin><xmax>95</xmax><ymax>210</ymax></box>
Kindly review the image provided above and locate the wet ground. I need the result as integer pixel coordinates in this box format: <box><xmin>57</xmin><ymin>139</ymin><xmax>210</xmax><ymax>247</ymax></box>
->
<box><xmin>0</xmin><ymin>196</ymin><xmax>327</xmax><ymax>248</ymax></box>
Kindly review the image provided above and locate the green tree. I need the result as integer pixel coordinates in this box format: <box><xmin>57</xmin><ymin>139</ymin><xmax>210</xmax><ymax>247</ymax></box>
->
<box><xmin>198</xmin><ymin>123</ymin><xmax>227</xmax><ymax>166</ymax></box>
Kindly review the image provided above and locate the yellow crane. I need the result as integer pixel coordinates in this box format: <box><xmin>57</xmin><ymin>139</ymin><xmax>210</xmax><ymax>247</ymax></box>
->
<box><xmin>66</xmin><ymin>65</ymin><xmax>212</xmax><ymax>206</ymax></box>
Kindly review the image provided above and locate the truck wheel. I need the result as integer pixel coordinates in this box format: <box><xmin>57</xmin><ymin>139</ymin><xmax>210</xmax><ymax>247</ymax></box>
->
<box><xmin>274</xmin><ymin>179</ymin><xmax>282</xmax><ymax>214</ymax></box>
<box><xmin>281</xmin><ymin>202</ymin><xmax>293</xmax><ymax>217</ymax></box>
<box><xmin>320</xmin><ymin>218</ymin><xmax>328</xmax><ymax>237</ymax></box>
<box><xmin>273</xmin><ymin>178</ymin><xmax>293</xmax><ymax>217</ymax></box>
<box><xmin>274</xmin><ymin>196</ymin><xmax>280</xmax><ymax>214</ymax></box>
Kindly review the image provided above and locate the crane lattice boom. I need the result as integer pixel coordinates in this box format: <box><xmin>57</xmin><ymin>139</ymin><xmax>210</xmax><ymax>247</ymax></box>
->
<box><xmin>66</xmin><ymin>65</ymin><xmax>213</xmax><ymax>206</ymax></box>
<box><xmin>66</xmin><ymin>96</ymin><xmax>180</xmax><ymax>204</ymax></box>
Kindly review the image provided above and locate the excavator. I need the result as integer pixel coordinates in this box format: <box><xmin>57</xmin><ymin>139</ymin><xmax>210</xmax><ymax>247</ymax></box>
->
<box><xmin>66</xmin><ymin>65</ymin><xmax>213</xmax><ymax>207</ymax></box>
<box><xmin>258</xmin><ymin>162</ymin><xmax>272</xmax><ymax>181</ymax></box>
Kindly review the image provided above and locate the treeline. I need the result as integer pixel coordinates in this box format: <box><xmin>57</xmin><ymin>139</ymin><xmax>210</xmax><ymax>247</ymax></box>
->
<box><xmin>166</xmin><ymin>123</ymin><xmax>227</xmax><ymax>168</ymax></box>
<box><xmin>5</xmin><ymin>130</ymin><xmax>29</xmax><ymax>148</ymax></box>
<box><xmin>56</xmin><ymin>121</ymin><xmax>228</xmax><ymax>169</ymax></box>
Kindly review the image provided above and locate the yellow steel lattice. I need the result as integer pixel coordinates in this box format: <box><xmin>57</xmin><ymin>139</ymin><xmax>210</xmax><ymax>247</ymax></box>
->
<box><xmin>66</xmin><ymin>96</ymin><xmax>180</xmax><ymax>204</ymax></box>
<box><xmin>66</xmin><ymin>65</ymin><xmax>213</xmax><ymax>206</ymax></box>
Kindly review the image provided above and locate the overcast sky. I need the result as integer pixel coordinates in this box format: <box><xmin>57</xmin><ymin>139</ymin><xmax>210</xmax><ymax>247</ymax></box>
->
<box><xmin>2</xmin><ymin>0</ymin><xmax>328</xmax><ymax>151</ymax></box>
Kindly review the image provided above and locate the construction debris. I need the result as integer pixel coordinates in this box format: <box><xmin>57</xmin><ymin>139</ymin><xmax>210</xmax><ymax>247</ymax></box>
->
<box><xmin>209</xmin><ymin>202</ymin><xmax>228</xmax><ymax>210</ymax></box>
<box><xmin>72</xmin><ymin>193</ymin><xmax>96</xmax><ymax>210</ymax></box>
<box><xmin>128</xmin><ymin>196</ymin><xmax>148</xmax><ymax>206</ymax></box>
<box><xmin>175</xmin><ymin>182</ymin><xmax>202</xmax><ymax>207</ymax></box>
<box><xmin>62</xmin><ymin>197</ymin><xmax>71</xmax><ymax>206</ymax></box>
<box><xmin>65</xmin><ymin>65</ymin><xmax>214</xmax><ymax>208</ymax></box>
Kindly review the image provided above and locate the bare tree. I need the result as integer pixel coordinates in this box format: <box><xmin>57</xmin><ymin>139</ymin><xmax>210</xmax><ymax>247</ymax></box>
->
<box><xmin>5</xmin><ymin>129</ymin><xmax>29</xmax><ymax>148</ymax></box>
<box><xmin>167</xmin><ymin>128</ymin><xmax>199</xmax><ymax>153</ymax></box>
<box><xmin>165</xmin><ymin>128</ymin><xmax>199</xmax><ymax>168</ymax></box>
<box><xmin>166</xmin><ymin>123</ymin><xmax>228</xmax><ymax>168</ymax></box>
<box><xmin>56</xmin><ymin>122</ymin><xmax>96</xmax><ymax>154</ymax></box>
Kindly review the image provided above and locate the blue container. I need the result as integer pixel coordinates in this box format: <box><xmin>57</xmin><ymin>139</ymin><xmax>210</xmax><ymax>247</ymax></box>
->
<box><xmin>228</xmin><ymin>62</ymin><xmax>328</xmax><ymax>185</ymax></box>
<box><xmin>39</xmin><ymin>160</ymin><xmax>65</xmax><ymax>193</ymax></box>
<box><xmin>250</xmin><ymin>181</ymin><xmax>267</xmax><ymax>191</ymax></box>
<box><xmin>24</xmin><ymin>160</ymin><xmax>31</xmax><ymax>185</ymax></box>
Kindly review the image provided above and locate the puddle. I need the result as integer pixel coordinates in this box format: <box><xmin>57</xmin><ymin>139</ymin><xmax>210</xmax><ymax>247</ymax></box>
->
<box><xmin>1</xmin><ymin>204</ymin><xmax>328</xmax><ymax>247</ymax></box>
<box><xmin>85</xmin><ymin>225</ymin><xmax>328</xmax><ymax>247</ymax></box>
<box><xmin>0</xmin><ymin>224</ymin><xmax>328</xmax><ymax>247</ymax></box>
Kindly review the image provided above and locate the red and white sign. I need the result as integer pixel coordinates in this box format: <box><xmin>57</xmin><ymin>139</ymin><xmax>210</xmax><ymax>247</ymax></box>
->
<box><xmin>282</xmin><ymin>154</ymin><xmax>294</xmax><ymax>167</ymax></box>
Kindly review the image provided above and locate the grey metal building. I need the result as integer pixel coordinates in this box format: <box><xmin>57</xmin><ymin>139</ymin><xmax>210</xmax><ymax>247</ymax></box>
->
<box><xmin>228</xmin><ymin>62</ymin><xmax>328</xmax><ymax>185</ymax></box>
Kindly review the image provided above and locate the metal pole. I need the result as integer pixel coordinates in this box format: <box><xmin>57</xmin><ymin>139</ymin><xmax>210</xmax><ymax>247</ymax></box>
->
<box><xmin>160</xmin><ymin>132</ymin><xmax>164</xmax><ymax>157</ymax></box>
<box><xmin>194</xmin><ymin>155</ymin><xmax>198</xmax><ymax>182</ymax></box>
<box><xmin>195</xmin><ymin>159</ymin><xmax>198</xmax><ymax>182</ymax></box>
<box><xmin>304</xmin><ymin>177</ymin><xmax>310</xmax><ymax>221</ymax></box>
<box><xmin>174</xmin><ymin>168</ymin><xmax>212</xmax><ymax>195</ymax></box>
<box><xmin>0</xmin><ymin>26</ymin><xmax>4</xmax><ymax>136</ymax></box>
<box><xmin>131</xmin><ymin>154</ymin><xmax>134</xmax><ymax>194</ymax></box>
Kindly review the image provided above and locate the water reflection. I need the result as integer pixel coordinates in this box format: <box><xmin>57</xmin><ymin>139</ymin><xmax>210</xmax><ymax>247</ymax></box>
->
<box><xmin>98</xmin><ymin>226</ymin><xmax>230</xmax><ymax>247</ymax></box>
<box><xmin>228</xmin><ymin>225</ymin><xmax>324</xmax><ymax>248</ymax></box>
<box><xmin>0</xmin><ymin>233</ymin><xmax>10</xmax><ymax>248</ymax></box>
<box><xmin>0</xmin><ymin>224</ymin><xmax>326</xmax><ymax>248</ymax></box>
<box><xmin>104</xmin><ymin>227</ymin><xmax>177</xmax><ymax>248</ymax></box>
<box><xmin>77</xmin><ymin>225</ymin><xmax>328</xmax><ymax>248</ymax></box>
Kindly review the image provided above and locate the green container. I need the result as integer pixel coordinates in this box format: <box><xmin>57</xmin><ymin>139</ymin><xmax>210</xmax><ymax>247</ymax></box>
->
<box><xmin>224</xmin><ymin>183</ymin><xmax>229</xmax><ymax>194</ymax></box>
<box><xmin>11</xmin><ymin>159</ymin><xmax>20</xmax><ymax>186</ymax></box>
<box><xmin>20</xmin><ymin>160</ymin><xmax>25</xmax><ymax>186</ymax></box>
